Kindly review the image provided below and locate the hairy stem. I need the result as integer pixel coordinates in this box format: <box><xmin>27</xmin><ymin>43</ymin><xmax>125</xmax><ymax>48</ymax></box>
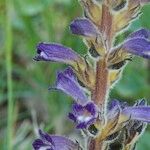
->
<box><xmin>89</xmin><ymin>4</ymin><xmax>113</xmax><ymax>150</ymax></box>
<box><xmin>88</xmin><ymin>138</ymin><xmax>104</xmax><ymax>150</ymax></box>
<box><xmin>100</xmin><ymin>4</ymin><xmax>113</xmax><ymax>50</ymax></box>
<box><xmin>93</xmin><ymin>58</ymin><xmax>109</xmax><ymax>108</ymax></box>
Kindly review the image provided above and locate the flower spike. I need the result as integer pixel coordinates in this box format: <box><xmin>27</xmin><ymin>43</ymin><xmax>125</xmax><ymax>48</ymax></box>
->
<box><xmin>33</xmin><ymin>1</ymin><xmax>150</xmax><ymax>150</ymax></box>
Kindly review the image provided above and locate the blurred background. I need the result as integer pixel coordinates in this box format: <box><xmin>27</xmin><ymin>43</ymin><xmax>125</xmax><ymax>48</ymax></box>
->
<box><xmin>0</xmin><ymin>0</ymin><xmax>150</xmax><ymax>149</ymax></box>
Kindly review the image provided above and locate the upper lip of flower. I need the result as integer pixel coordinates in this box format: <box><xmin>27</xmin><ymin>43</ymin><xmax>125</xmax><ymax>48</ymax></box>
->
<box><xmin>34</xmin><ymin>42</ymin><xmax>82</xmax><ymax>63</ymax></box>
<box><xmin>70</xmin><ymin>18</ymin><xmax>99</xmax><ymax>38</ymax></box>
<box><xmin>52</xmin><ymin>67</ymin><xmax>89</xmax><ymax>106</ymax></box>
<box><xmin>110</xmin><ymin>28</ymin><xmax>150</xmax><ymax>60</ymax></box>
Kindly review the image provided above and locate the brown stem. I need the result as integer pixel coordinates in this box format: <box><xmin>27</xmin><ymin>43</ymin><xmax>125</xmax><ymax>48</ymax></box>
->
<box><xmin>100</xmin><ymin>4</ymin><xmax>113</xmax><ymax>49</ymax></box>
<box><xmin>88</xmin><ymin>138</ymin><xmax>104</xmax><ymax>150</ymax></box>
<box><xmin>93</xmin><ymin>58</ymin><xmax>109</xmax><ymax>108</ymax></box>
<box><xmin>88</xmin><ymin>58</ymin><xmax>109</xmax><ymax>150</ymax></box>
<box><xmin>88</xmin><ymin>4</ymin><xmax>112</xmax><ymax>150</ymax></box>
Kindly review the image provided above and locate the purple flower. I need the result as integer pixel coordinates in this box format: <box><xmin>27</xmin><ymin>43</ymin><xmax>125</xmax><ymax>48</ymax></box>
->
<box><xmin>53</xmin><ymin>67</ymin><xmax>89</xmax><ymax>105</ymax></box>
<box><xmin>32</xmin><ymin>130</ymin><xmax>80</xmax><ymax>150</ymax></box>
<box><xmin>106</xmin><ymin>99</ymin><xmax>150</xmax><ymax>128</ymax></box>
<box><xmin>68</xmin><ymin>102</ymin><xmax>98</xmax><ymax>129</ymax></box>
<box><xmin>122</xmin><ymin>29</ymin><xmax>150</xmax><ymax>59</ymax></box>
<box><xmin>50</xmin><ymin>67</ymin><xmax>99</xmax><ymax>129</ymax></box>
<box><xmin>108</xmin><ymin>99</ymin><xmax>150</xmax><ymax>123</ymax></box>
<box><xmin>34</xmin><ymin>42</ymin><xmax>82</xmax><ymax>64</ymax></box>
<box><xmin>70</xmin><ymin>18</ymin><xmax>98</xmax><ymax>38</ymax></box>
<box><xmin>98</xmin><ymin>99</ymin><xmax>150</xmax><ymax>143</ymax></box>
<box><xmin>122</xmin><ymin>99</ymin><xmax>148</xmax><ymax>147</ymax></box>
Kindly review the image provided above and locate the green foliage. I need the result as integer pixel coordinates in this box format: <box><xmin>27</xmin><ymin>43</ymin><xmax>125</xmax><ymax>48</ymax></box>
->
<box><xmin>0</xmin><ymin>1</ymin><xmax>150</xmax><ymax>149</ymax></box>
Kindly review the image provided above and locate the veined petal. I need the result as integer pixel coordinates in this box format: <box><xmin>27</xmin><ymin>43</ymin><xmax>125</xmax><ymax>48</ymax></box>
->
<box><xmin>123</xmin><ymin>38</ymin><xmax>150</xmax><ymax>59</ymax></box>
<box><xmin>55</xmin><ymin>67</ymin><xmax>89</xmax><ymax>105</ymax></box>
<box><xmin>122</xmin><ymin>106</ymin><xmax>150</xmax><ymax>123</ymax></box>
<box><xmin>70</xmin><ymin>18</ymin><xmax>98</xmax><ymax>38</ymax></box>
<box><xmin>34</xmin><ymin>42</ymin><xmax>82</xmax><ymax>64</ymax></box>
<box><xmin>32</xmin><ymin>130</ymin><xmax>80</xmax><ymax>150</ymax></box>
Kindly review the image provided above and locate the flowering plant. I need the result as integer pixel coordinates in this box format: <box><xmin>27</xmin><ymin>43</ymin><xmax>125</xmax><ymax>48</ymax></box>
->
<box><xmin>32</xmin><ymin>0</ymin><xmax>150</xmax><ymax>150</ymax></box>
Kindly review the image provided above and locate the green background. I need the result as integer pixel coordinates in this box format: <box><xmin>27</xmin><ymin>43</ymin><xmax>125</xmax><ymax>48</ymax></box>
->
<box><xmin>0</xmin><ymin>0</ymin><xmax>150</xmax><ymax>149</ymax></box>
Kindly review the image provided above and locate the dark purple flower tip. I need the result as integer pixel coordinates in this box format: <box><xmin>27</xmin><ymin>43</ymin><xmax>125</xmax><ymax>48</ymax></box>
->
<box><xmin>70</xmin><ymin>18</ymin><xmax>98</xmax><ymax>38</ymax></box>
<box><xmin>68</xmin><ymin>113</ymin><xmax>77</xmax><ymax>122</ymax></box>
<box><xmin>54</xmin><ymin>67</ymin><xmax>89</xmax><ymax>105</ymax></box>
<box><xmin>32</xmin><ymin>130</ymin><xmax>54</xmax><ymax>150</ymax></box>
<box><xmin>69</xmin><ymin>102</ymin><xmax>98</xmax><ymax>129</ymax></box>
<box><xmin>34</xmin><ymin>42</ymin><xmax>81</xmax><ymax>64</ymax></box>
<box><xmin>134</xmin><ymin>99</ymin><xmax>147</xmax><ymax>106</ymax></box>
<box><xmin>85</xmin><ymin>102</ymin><xmax>97</xmax><ymax>116</ymax></box>
<box><xmin>32</xmin><ymin>130</ymin><xmax>80</xmax><ymax>150</ymax></box>
<box><xmin>122</xmin><ymin>29</ymin><xmax>150</xmax><ymax>59</ymax></box>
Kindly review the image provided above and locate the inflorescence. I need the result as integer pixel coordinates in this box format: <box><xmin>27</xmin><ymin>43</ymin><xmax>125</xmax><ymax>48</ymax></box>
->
<box><xmin>32</xmin><ymin>0</ymin><xmax>150</xmax><ymax>150</ymax></box>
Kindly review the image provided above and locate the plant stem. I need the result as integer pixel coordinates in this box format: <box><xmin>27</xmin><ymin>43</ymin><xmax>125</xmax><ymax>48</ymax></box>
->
<box><xmin>5</xmin><ymin>0</ymin><xmax>13</xmax><ymax>149</ymax></box>
<box><xmin>88</xmin><ymin>138</ymin><xmax>104</xmax><ymax>150</ymax></box>
<box><xmin>89</xmin><ymin>57</ymin><xmax>109</xmax><ymax>150</ymax></box>
<box><xmin>93</xmin><ymin>58</ymin><xmax>109</xmax><ymax>108</ymax></box>
<box><xmin>89</xmin><ymin>4</ymin><xmax>113</xmax><ymax>150</ymax></box>
<box><xmin>100</xmin><ymin>4</ymin><xmax>113</xmax><ymax>50</ymax></box>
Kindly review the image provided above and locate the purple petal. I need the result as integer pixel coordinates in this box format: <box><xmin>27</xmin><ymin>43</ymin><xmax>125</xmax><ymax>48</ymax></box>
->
<box><xmin>33</xmin><ymin>139</ymin><xmax>50</xmax><ymax>150</ymax></box>
<box><xmin>85</xmin><ymin>102</ymin><xmax>97</xmax><ymax>116</ymax></box>
<box><xmin>34</xmin><ymin>42</ymin><xmax>81</xmax><ymax>64</ymax></box>
<box><xmin>122</xmin><ymin>106</ymin><xmax>150</xmax><ymax>123</ymax></box>
<box><xmin>76</xmin><ymin>122</ymin><xmax>87</xmax><ymax>129</ymax></box>
<box><xmin>50</xmin><ymin>136</ymin><xmax>80</xmax><ymax>150</ymax></box>
<box><xmin>123</xmin><ymin>38</ymin><xmax>150</xmax><ymax>59</ymax></box>
<box><xmin>70</xmin><ymin>18</ymin><xmax>98</xmax><ymax>37</ymax></box>
<box><xmin>108</xmin><ymin>100</ymin><xmax>121</xmax><ymax>111</ymax></box>
<box><xmin>72</xmin><ymin>103</ymin><xmax>84</xmax><ymax>113</ymax></box>
<box><xmin>55</xmin><ymin>67</ymin><xmax>89</xmax><ymax>105</ymax></box>
<box><xmin>108</xmin><ymin>100</ymin><xmax>127</xmax><ymax>111</ymax></box>
<box><xmin>69</xmin><ymin>102</ymin><xmax>98</xmax><ymax>129</ymax></box>
<box><xmin>68</xmin><ymin>113</ymin><xmax>77</xmax><ymax>122</ymax></box>
<box><xmin>129</xmin><ymin>29</ymin><xmax>150</xmax><ymax>39</ymax></box>
<box><xmin>39</xmin><ymin>129</ymin><xmax>54</xmax><ymax>144</ymax></box>
<box><xmin>32</xmin><ymin>130</ymin><xmax>80</xmax><ymax>150</ymax></box>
